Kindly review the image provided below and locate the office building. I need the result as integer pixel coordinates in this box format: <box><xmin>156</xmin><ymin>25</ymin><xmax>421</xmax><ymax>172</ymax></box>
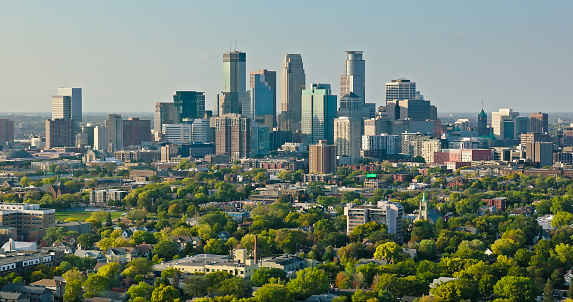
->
<box><xmin>0</xmin><ymin>119</ymin><xmax>14</xmax><ymax>144</ymax></box>
<box><xmin>219</xmin><ymin>91</ymin><xmax>242</xmax><ymax>116</ymax></box>
<box><xmin>154</xmin><ymin>102</ymin><xmax>178</xmax><ymax>136</ymax></box>
<box><xmin>280</xmin><ymin>54</ymin><xmax>306</xmax><ymax>131</ymax></box>
<box><xmin>45</xmin><ymin>119</ymin><xmax>75</xmax><ymax>149</ymax></box>
<box><xmin>334</xmin><ymin>117</ymin><xmax>362</xmax><ymax>164</ymax></box>
<box><xmin>385</xmin><ymin>79</ymin><xmax>421</xmax><ymax>104</ymax></box>
<box><xmin>521</xmin><ymin>132</ymin><xmax>551</xmax><ymax>145</ymax></box>
<box><xmin>530</xmin><ymin>112</ymin><xmax>549</xmax><ymax>133</ymax></box>
<box><xmin>363</xmin><ymin>118</ymin><xmax>384</xmax><ymax>136</ymax></box>
<box><xmin>338</xmin><ymin>92</ymin><xmax>363</xmax><ymax>118</ymax></box>
<box><xmin>526</xmin><ymin>142</ymin><xmax>554</xmax><ymax>168</ymax></box>
<box><xmin>386</xmin><ymin>99</ymin><xmax>437</xmax><ymax>121</ymax></box>
<box><xmin>221</xmin><ymin>51</ymin><xmax>246</xmax><ymax>115</ymax></box>
<box><xmin>252</xmin><ymin>122</ymin><xmax>271</xmax><ymax>156</ymax></box>
<box><xmin>57</xmin><ymin>88</ymin><xmax>82</xmax><ymax>122</ymax></box>
<box><xmin>106</xmin><ymin>114</ymin><xmax>123</xmax><ymax>152</ymax></box>
<box><xmin>340</xmin><ymin>51</ymin><xmax>365</xmax><ymax>104</ymax></box>
<box><xmin>433</xmin><ymin>149</ymin><xmax>493</xmax><ymax>165</ymax></box>
<box><xmin>361</xmin><ymin>134</ymin><xmax>401</xmax><ymax>159</ymax></box>
<box><xmin>162</xmin><ymin>124</ymin><xmax>192</xmax><ymax>144</ymax></box>
<box><xmin>344</xmin><ymin>201</ymin><xmax>404</xmax><ymax>242</ymax></box>
<box><xmin>191</xmin><ymin>119</ymin><xmax>214</xmax><ymax>143</ymax></box>
<box><xmin>0</xmin><ymin>203</ymin><xmax>55</xmax><ymax>241</ymax></box>
<box><xmin>514</xmin><ymin>116</ymin><xmax>530</xmax><ymax>139</ymax></box>
<box><xmin>478</xmin><ymin>109</ymin><xmax>488</xmax><ymax>136</ymax></box>
<box><xmin>173</xmin><ymin>91</ymin><xmax>205</xmax><ymax>121</ymax></box>
<box><xmin>93</xmin><ymin>125</ymin><xmax>109</xmax><ymax>151</ymax></box>
<box><xmin>123</xmin><ymin>118</ymin><xmax>151</xmax><ymax>147</ymax></box>
<box><xmin>492</xmin><ymin>109</ymin><xmax>520</xmax><ymax>140</ymax></box>
<box><xmin>51</xmin><ymin>95</ymin><xmax>71</xmax><ymax>121</ymax></box>
<box><xmin>244</xmin><ymin>71</ymin><xmax>276</xmax><ymax>128</ymax></box>
<box><xmin>78</xmin><ymin>124</ymin><xmax>95</xmax><ymax>147</ymax></box>
<box><xmin>301</xmin><ymin>84</ymin><xmax>337</xmax><ymax>145</ymax></box>
<box><xmin>211</xmin><ymin>114</ymin><xmax>252</xmax><ymax>161</ymax></box>
<box><xmin>309</xmin><ymin>140</ymin><xmax>336</xmax><ymax>174</ymax></box>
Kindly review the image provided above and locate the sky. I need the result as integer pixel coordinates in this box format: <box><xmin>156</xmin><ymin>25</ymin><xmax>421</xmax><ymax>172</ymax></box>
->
<box><xmin>0</xmin><ymin>1</ymin><xmax>572</xmax><ymax>114</ymax></box>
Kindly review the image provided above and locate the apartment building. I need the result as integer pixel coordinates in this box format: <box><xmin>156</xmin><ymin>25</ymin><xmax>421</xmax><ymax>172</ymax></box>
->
<box><xmin>0</xmin><ymin>203</ymin><xmax>55</xmax><ymax>240</ymax></box>
<box><xmin>344</xmin><ymin>201</ymin><xmax>404</xmax><ymax>242</ymax></box>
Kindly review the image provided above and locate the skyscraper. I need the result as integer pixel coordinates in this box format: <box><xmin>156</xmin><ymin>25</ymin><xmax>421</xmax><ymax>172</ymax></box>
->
<box><xmin>340</xmin><ymin>51</ymin><xmax>365</xmax><ymax>104</ymax></box>
<box><xmin>280</xmin><ymin>54</ymin><xmax>306</xmax><ymax>131</ymax></box>
<box><xmin>106</xmin><ymin>114</ymin><xmax>123</xmax><ymax>152</ymax></box>
<box><xmin>334</xmin><ymin>117</ymin><xmax>362</xmax><ymax>164</ymax></box>
<box><xmin>385</xmin><ymin>79</ymin><xmax>419</xmax><ymax>104</ymax></box>
<box><xmin>0</xmin><ymin>119</ymin><xmax>15</xmax><ymax>145</ymax></box>
<box><xmin>51</xmin><ymin>96</ymin><xmax>71</xmax><ymax>120</ymax></box>
<box><xmin>386</xmin><ymin>99</ymin><xmax>437</xmax><ymax>121</ymax></box>
<box><xmin>338</xmin><ymin>93</ymin><xmax>363</xmax><ymax>118</ymax></box>
<box><xmin>123</xmin><ymin>118</ymin><xmax>151</xmax><ymax>147</ymax></box>
<box><xmin>154</xmin><ymin>102</ymin><xmax>177</xmax><ymax>136</ymax></box>
<box><xmin>57</xmin><ymin>88</ymin><xmax>82</xmax><ymax>122</ymax></box>
<box><xmin>301</xmin><ymin>84</ymin><xmax>338</xmax><ymax>145</ymax></box>
<box><xmin>530</xmin><ymin>112</ymin><xmax>549</xmax><ymax>133</ymax></box>
<box><xmin>492</xmin><ymin>109</ymin><xmax>519</xmax><ymax>140</ymax></box>
<box><xmin>245</xmin><ymin>70</ymin><xmax>276</xmax><ymax>128</ymax></box>
<box><xmin>477</xmin><ymin>108</ymin><xmax>488</xmax><ymax>136</ymax></box>
<box><xmin>94</xmin><ymin>125</ymin><xmax>109</xmax><ymax>151</ymax></box>
<box><xmin>309</xmin><ymin>140</ymin><xmax>337</xmax><ymax>174</ymax></box>
<box><xmin>173</xmin><ymin>91</ymin><xmax>205</xmax><ymax>121</ymax></box>
<box><xmin>46</xmin><ymin>119</ymin><xmax>75</xmax><ymax>149</ymax></box>
<box><xmin>211</xmin><ymin>114</ymin><xmax>252</xmax><ymax>161</ymax></box>
<box><xmin>222</xmin><ymin>51</ymin><xmax>246</xmax><ymax>115</ymax></box>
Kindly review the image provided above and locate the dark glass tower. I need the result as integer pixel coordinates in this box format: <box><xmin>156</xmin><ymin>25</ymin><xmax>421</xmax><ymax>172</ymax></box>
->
<box><xmin>173</xmin><ymin>91</ymin><xmax>205</xmax><ymax>122</ymax></box>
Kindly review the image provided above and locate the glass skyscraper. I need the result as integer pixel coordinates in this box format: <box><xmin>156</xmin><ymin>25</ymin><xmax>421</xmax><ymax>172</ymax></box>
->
<box><xmin>280</xmin><ymin>54</ymin><xmax>305</xmax><ymax>131</ymax></box>
<box><xmin>222</xmin><ymin>51</ymin><xmax>246</xmax><ymax>115</ymax></box>
<box><xmin>301</xmin><ymin>84</ymin><xmax>337</xmax><ymax>145</ymax></box>
<box><xmin>173</xmin><ymin>91</ymin><xmax>205</xmax><ymax>121</ymax></box>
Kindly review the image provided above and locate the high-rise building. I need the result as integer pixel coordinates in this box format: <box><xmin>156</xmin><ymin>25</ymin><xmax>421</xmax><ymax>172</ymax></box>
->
<box><xmin>363</xmin><ymin>118</ymin><xmax>384</xmax><ymax>137</ymax></box>
<box><xmin>244</xmin><ymin>71</ymin><xmax>276</xmax><ymax>128</ymax></box>
<box><xmin>252</xmin><ymin>122</ymin><xmax>271</xmax><ymax>157</ymax></box>
<box><xmin>123</xmin><ymin>118</ymin><xmax>151</xmax><ymax>147</ymax></box>
<box><xmin>222</xmin><ymin>51</ymin><xmax>246</xmax><ymax>115</ymax></box>
<box><xmin>514</xmin><ymin>116</ymin><xmax>530</xmax><ymax>139</ymax></box>
<box><xmin>301</xmin><ymin>84</ymin><xmax>337</xmax><ymax>145</ymax></box>
<box><xmin>0</xmin><ymin>119</ymin><xmax>15</xmax><ymax>144</ymax></box>
<box><xmin>94</xmin><ymin>125</ymin><xmax>109</xmax><ymax>151</ymax></box>
<box><xmin>334</xmin><ymin>117</ymin><xmax>362</xmax><ymax>164</ymax></box>
<box><xmin>386</xmin><ymin>99</ymin><xmax>437</xmax><ymax>121</ymax></box>
<box><xmin>309</xmin><ymin>140</ymin><xmax>336</xmax><ymax>174</ymax></box>
<box><xmin>77</xmin><ymin>124</ymin><xmax>95</xmax><ymax>147</ymax></box>
<box><xmin>478</xmin><ymin>109</ymin><xmax>488</xmax><ymax>136</ymax></box>
<box><xmin>361</xmin><ymin>134</ymin><xmax>401</xmax><ymax>159</ymax></box>
<box><xmin>340</xmin><ymin>51</ymin><xmax>365</xmax><ymax>104</ymax></box>
<box><xmin>344</xmin><ymin>201</ymin><xmax>404</xmax><ymax>242</ymax></box>
<box><xmin>385</xmin><ymin>79</ymin><xmax>420</xmax><ymax>104</ymax></box>
<box><xmin>162</xmin><ymin>124</ymin><xmax>192</xmax><ymax>144</ymax></box>
<box><xmin>154</xmin><ymin>102</ymin><xmax>177</xmax><ymax>138</ymax></box>
<box><xmin>280</xmin><ymin>54</ymin><xmax>306</xmax><ymax>131</ymax></box>
<box><xmin>219</xmin><ymin>92</ymin><xmax>242</xmax><ymax>116</ymax></box>
<box><xmin>45</xmin><ymin>119</ymin><xmax>75</xmax><ymax>149</ymax></box>
<box><xmin>51</xmin><ymin>96</ymin><xmax>71</xmax><ymax>120</ymax></box>
<box><xmin>526</xmin><ymin>142</ymin><xmax>554</xmax><ymax>167</ymax></box>
<box><xmin>191</xmin><ymin>119</ymin><xmax>214</xmax><ymax>143</ymax></box>
<box><xmin>57</xmin><ymin>88</ymin><xmax>82</xmax><ymax>122</ymax></box>
<box><xmin>106</xmin><ymin>114</ymin><xmax>123</xmax><ymax>152</ymax></box>
<box><xmin>211</xmin><ymin>114</ymin><xmax>252</xmax><ymax>162</ymax></box>
<box><xmin>492</xmin><ymin>109</ymin><xmax>519</xmax><ymax>139</ymax></box>
<box><xmin>338</xmin><ymin>93</ymin><xmax>363</xmax><ymax>118</ymax></box>
<box><xmin>173</xmin><ymin>91</ymin><xmax>205</xmax><ymax>121</ymax></box>
<box><xmin>530</xmin><ymin>112</ymin><xmax>549</xmax><ymax>133</ymax></box>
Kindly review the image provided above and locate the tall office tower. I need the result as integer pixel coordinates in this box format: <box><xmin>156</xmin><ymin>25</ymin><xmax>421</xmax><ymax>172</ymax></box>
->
<box><xmin>530</xmin><ymin>112</ymin><xmax>549</xmax><ymax>133</ymax></box>
<box><xmin>280</xmin><ymin>54</ymin><xmax>306</xmax><ymax>131</ymax></box>
<box><xmin>94</xmin><ymin>125</ymin><xmax>110</xmax><ymax>151</ymax></box>
<box><xmin>334</xmin><ymin>117</ymin><xmax>362</xmax><ymax>164</ymax></box>
<box><xmin>219</xmin><ymin>92</ymin><xmax>242</xmax><ymax>116</ymax></box>
<box><xmin>77</xmin><ymin>124</ymin><xmax>95</xmax><ymax>147</ymax></box>
<box><xmin>245</xmin><ymin>70</ymin><xmax>276</xmax><ymax>128</ymax></box>
<box><xmin>154</xmin><ymin>102</ymin><xmax>177</xmax><ymax>137</ymax></box>
<box><xmin>338</xmin><ymin>93</ymin><xmax>363</xmax><ymax>118</ymax></box>
<box><xmin>301</xmin><ymin>84</ymin><xmax>338</xmax><ymax>145</ymax></box>
<box><xmin>361</xmin><ymin>134</ymin><xmax>401</xmax><ymax>159</ymax></box>
<box><xmin>222</xmin><ymin>51</ymin><xmax>246</xmax><ymax>115</ymax></box>
<box><xmin>57</xmin><ymin>88</ymin><xmax>82</xmax><ymax>122</ymax></box>
<box><xmin>340</xmin><ymin>51</ymin><xmax>365</xmax><ymax>104</ymax></box>
<box><xmin>191</xmin><ymin>119</ymin><xmax>214</xmax><ymax>143</ymax></box>
<box><xmin>45</xmin><ymin>119</ymin><xmax>75</xmax><ymax>149</ymax></box>
<box><xmin>344</xmin><ymin>201</ymin><xmax>404</xmax><ymax>241</ymax></box>
<box><xmin>123</xmin><ymin>118</ymin><xmax>151</xmax><ymax>147</ymax></box>
<box><xmin>526</xmin><ymin>142</ymin><xmax>554</xmax><ymax>167</ymax></box>
<box><xmin>363</xmin><ymin>118</ymin><xmax>384</xmax><ymax>136</ymax></box>
<box><xmin>514</xmin><ymin>116</ymin><xmax>530</xmax><ymax>139</ymax></box>
<box><xmin>492</xmin><ymin>109</ymin><xmax>519</xmax><ymax>139</ymax></box>
<box><xmin>210</xmin><ymin>114</ymin><xmax>252</xmax><ymax>162</ymax></box>
<box><xmin>478</xmin><ymin>108</ymin><xmax>488</xmax><ymax>136</ymax></box>
<box><xmin>173</xmin><ymin>91</ymin><xmax>205</xmax><ymax>122</ymax></box>
<box><xmin>162</xmin><ymin>124</ymin><xmax>192</xmax><ymax>144</ymax></box>
<box><xmin>521</xmin><ymin>132</ymin><xmax>551</xmax><ymax>145</ymax></box>
<box><xmin>106</xmin><ymin>114</ymin><xmax>123</xmax><ymax>152</ymax></box>
<box><xmin>0</xmin><ymin>119</ymin><xmax>15</xmax><ymax>144</ymax></box>
<box><xmin>386</xmin><ymin>99</ymin><xmax>437</xmax><ymax>121</ymax></box>
<box><xmin>385</xmin><ymin>79</ymin><xmax>420</xmax><ymax>104</ymax></box>
<box><xmin>51</xmin><ymin>96</ymin><xmax>72</xmax><ymax>120</ymax></box>
<box><xmin>252</xmin><ymin>122</ymin><xmax>271</xmax><ymax>156</ymax></box>
<box><xmin>309</xmin><ymin>140</ymin><xmax>337</xmax><ymax>174</ymax></box>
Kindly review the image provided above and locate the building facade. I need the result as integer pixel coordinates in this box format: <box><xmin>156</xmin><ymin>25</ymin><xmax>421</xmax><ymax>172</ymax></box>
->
<box><xmin>162</xmin><ymin>124</ymin><xmax>192</xmax><ymax>144</ymax></box>
<box><xmin>45</xmin><ymin>119</ymin><xmax>75</xmax><ymax>149</ymax></box>
<box><xmin>0</xmin><ymin>203</ymin><xmax>55</xmax><ymax>240</ymax></box>
<box><xmin>248</xmin><ymin>69</ymin><xmax>276</xmax><ymax>127</ymax></box>
<box><xmin>173</xmin><ymin>91</ymin><xmax>205</xmax><ymax>121</ymax></box>
<box><xmin>280</xmin><ymin>54</ymin><xmax>306</xmax><ymax>131</ymax></box>
<box><xmin>221</xmin><ymin>51</ymin><xmax>246</xmax><ymax>115</ymax></box>
<box><xmin>211</xmin><ymin>114</ymin><xmax>252</xmax><ymax>161</ymax></box>
<box><xmin>530</xmin><ymin>112</ymin><xmax>549</xmax><ymax>133</ymax></box>
<box><xmin>123</xmin><ymin>118</ymin><xmax>151</xmax><ymax>147</ymax></box>
<box><xmin>57</xmin><ymin>88</ymin><xmax>82</xmax><ymax>122</ymax></box>
<box><xmin>0</xmin><ymin>119</ymin><xmax>14</xmax><ymax>145</ymax></box>
<box><xmin>301</xmin><ymin>84</ymin><xmax>337</xmax><ymax>145</ymax></box>
<box><xmin>334</xmin><ymin>117</ymin><xmax>362</xmax><ymax>164</ymax></box>
<box><xmin>106</xmin><ymin>114</ymin><xmax>123</xmax><ymax>152</ymax></box>
<box><xmin>51</xmin><ymin>96</ymin><xmax>71</xmax><ymax>120</ymax></box>
<box><xmin>344</xmin><ymin>201</ymin><xmax>405</xmax><ymax>242</ymax></box>
<box><xmin>340</xmin><ymin>51</ymin><xmax>365</xmax><ymax>104</ymax></box>
<box><xmin>309</xmin><ymin>140</ymin><xmax>336</xmax><ymax>174</ymax></box>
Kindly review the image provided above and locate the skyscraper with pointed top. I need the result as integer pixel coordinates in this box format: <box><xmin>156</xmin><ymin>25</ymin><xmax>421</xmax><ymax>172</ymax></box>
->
<box><xmin>478</xmin><ymin>106</ymin><xmax>488</xmax><ymax>136</ymax></box>
<box><xmin>280</xmin><ymin>54</ymin><xmax>306</xmax><ymax>131</ymax></box>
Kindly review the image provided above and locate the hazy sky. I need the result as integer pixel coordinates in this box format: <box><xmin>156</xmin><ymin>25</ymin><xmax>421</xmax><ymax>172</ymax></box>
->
<box><xmin>1</xmin><ymin>1</ymin><xmax>572</xmax><ymax>114</ymax></box>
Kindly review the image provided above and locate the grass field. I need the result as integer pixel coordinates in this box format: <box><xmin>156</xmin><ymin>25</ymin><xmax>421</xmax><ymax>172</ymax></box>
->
<box><xmin>55</xmin><ymin>211</ymin><xmax>124</xmax><ymax>222</ymax></box>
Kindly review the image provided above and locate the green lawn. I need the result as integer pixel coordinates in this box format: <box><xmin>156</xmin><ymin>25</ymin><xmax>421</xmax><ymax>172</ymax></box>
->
<box><xmin>55</xmin><ymin>211</ymin><xmax>124</xmax><ymax>222</ymax></box>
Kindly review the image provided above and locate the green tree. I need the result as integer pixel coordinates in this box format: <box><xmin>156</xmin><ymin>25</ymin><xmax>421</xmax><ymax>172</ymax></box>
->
<box><xmin>127</xmin><ymin>282</ymin><xmax>154</xmax><ymax>300</ymax></box>
<box><xmin>63</xmin><ymin>269</ymin><xmax>85</xmax><ymax>302</ymax></box>
<box><xmin>491</xmin><ymin>238</ymin><xmax>520</xmax><ymax>256</ymax></box>
<box><xmin>493</xmin><ymin>276</ymin><xmax>537</xmax><ymax>302</ymax></box>
<box><xmin>97</xmin><ymin>262</ymin><xmax>121</xmax><ymax>278</ymax></box>
<box><xmin>254</xmin><ymin>283</ymin><xmax>292</xmax><ymax>302</ymax></box>
<box><xmin>430</xmin><ymin>279</ymin><xmax>477</xmax><ymax>302</ymax></box>
<box><xmin>553</xmin><ymin>211</ymin><xmax>573</xmax><ymax>228</ymax></box>
<box><xmin>154</xmin><ymin>240</ymin><xmax>179</xmax><ymax>260</ymax></box>
<box><xmin>374</xmin><ymin>242</ymin><xmax>403</xmax><ymax>264</ymax></box>
<box><xmin>215</xmin><ymin>277</ymin><xmax>252</xmax><ymax>298</ymax></box>
<box><xmin>122</xmin><ymin>258</ymin><xmax>153</xmax><ymax>278</ymax></box>
<box><xmin>251</xmin><ymin>267</ymin><xmax>287</xmax><ymax>287</ymax></box>
<box><xmin>418</xmin><ymin>240</ymin><xmax>438</xmax><ymax>261</ymax></box>
<box><xmin>77</xmin><ymin>233</ymin><xmax>101</xmax><ymax>249</ymax></box>
<box><xmin>287</xmin><ymin>267</ymin><xmax>329</xmax><ymax>301</ymax></box>
<box><xmin>83</xmin><ymin>275</ymin><xmax>113</xmax><ymax>298</ymax></box>
<box><xmin>204</xmin><ymin>239</ymin><xmax>228</xmax><ymax>255</ymax></box>
<box><xmin>151</xmin><ymin>284</ymin><xmax>180</xmax><ymax>302</ymax></box>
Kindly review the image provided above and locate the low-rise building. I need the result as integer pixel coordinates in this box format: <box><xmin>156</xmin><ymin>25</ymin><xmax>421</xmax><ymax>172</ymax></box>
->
<box><xmin>88</xmin><ymin>189</ymin><xmax>128</xmax><ymax>206</ymax></box>
<box><xmin>344</xmin><ymin>201</ymin><xmax>405</xmax><ymax>242</ymax></box>
<box><xmin>0</xmin><ymin>203</ymin><xmax>55</xmax><ymax>241</ymax></box>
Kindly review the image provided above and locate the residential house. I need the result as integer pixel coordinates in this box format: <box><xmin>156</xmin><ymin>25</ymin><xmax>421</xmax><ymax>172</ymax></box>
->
<box><xmin>29</xmin><ymin>279</ymin><xmax>65</xmax><ymax>300</ymax></box>
<box><xmin>1</xmin><ymin>283</ymin><xmax>54</xmax><ymax>302</ymax></box>
<box><xmin>0</xmin><ymin>292</ymin><xmax>30</xmax><ymax>302</ymax></box>
<box><xmin>74</xmin><ymin>250</ymin><xmax>105</xmax><ymax>262</ymax></box>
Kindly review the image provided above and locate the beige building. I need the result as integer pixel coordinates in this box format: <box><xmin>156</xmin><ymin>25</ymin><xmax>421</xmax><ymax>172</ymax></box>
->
<box><xmin>309</xmin><ymin>140</ymin><xmax>336</xmax><ymax>174</ymax></box>
<box><xmin>344</xmin><ymin>201</ymin><xmax>404</xmax><ymax>242</ymax></box>
<box><xmin>0</xmin><ymin>203</ymin><xmax>55</xmax><ymax>241</ymax></box>
<box><xmin>153</xmin><ymin>250</ymin><xmax>257</xmax><ymax>279</ymax></box>
<box><xmin>334</xmin><ymin>117</ymin><xmax>362</xmax><ymax>164</ymax></box>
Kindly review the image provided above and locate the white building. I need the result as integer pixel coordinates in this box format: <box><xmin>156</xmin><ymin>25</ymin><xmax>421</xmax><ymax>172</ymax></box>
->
<box><xmin>340</xmin><ymin>51</ymin><xmax>365</xmax><ymax>103</ymax></box>
<box><xmin>362</xmin><ymin>134</ymin><xmax>401</xmax><ymax>154</ymax></box>
<box><xmin>94</xmin><ymin>125</ymin><xmax>109</xmax><ymax>151</ymax></box>
<box><xmin>51</xmin><ymin>96</ymin><xmax>71</xmax><ymax>120</ymax></box>
<box><xmin>344</xmin><ymin>201</ymin><xmax>405</xmax><ymax>242</ymax></box>
<box><xmin>162</xmin><ymin>124</ymin><xmax>192</xmax><ymax>144</ymax></box>
<box><xmin>491</xmin><ymin>108</ymin><xmax>519</xmax><ymax>139</ymax></box>
<box><xmin>57</xmin><ymin>87</ymin><xmax>82</xmax><ymax>122</ymax></box>
<box><xmin>334</xmin><ymin>117</ymin><xmax>362</xmax><ymax>164</ymax></box>
<box><xmin>191</xmin><ymin>119</ymin><xmax>213</xmax><ymax>143</ymax></box>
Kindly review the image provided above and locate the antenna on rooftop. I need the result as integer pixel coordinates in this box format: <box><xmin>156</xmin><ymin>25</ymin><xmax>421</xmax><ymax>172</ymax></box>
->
<box><xmin>234</xmin><ymin>41</ymin><xmax>237</xmax><ymax>51</ymax></box>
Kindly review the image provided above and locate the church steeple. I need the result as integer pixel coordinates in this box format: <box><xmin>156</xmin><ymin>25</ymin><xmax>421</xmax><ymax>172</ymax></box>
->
<box><xmin>417</xmin><ymin>192</ymin><xmax>429</xmax><ymax>221</ymax></box>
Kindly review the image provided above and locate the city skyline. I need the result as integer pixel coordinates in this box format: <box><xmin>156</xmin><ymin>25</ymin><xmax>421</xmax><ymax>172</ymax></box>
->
<box><xmin>0</xmin><ymin>1</ymin><xmax>572</xmax><ymax>113</ymax></box>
